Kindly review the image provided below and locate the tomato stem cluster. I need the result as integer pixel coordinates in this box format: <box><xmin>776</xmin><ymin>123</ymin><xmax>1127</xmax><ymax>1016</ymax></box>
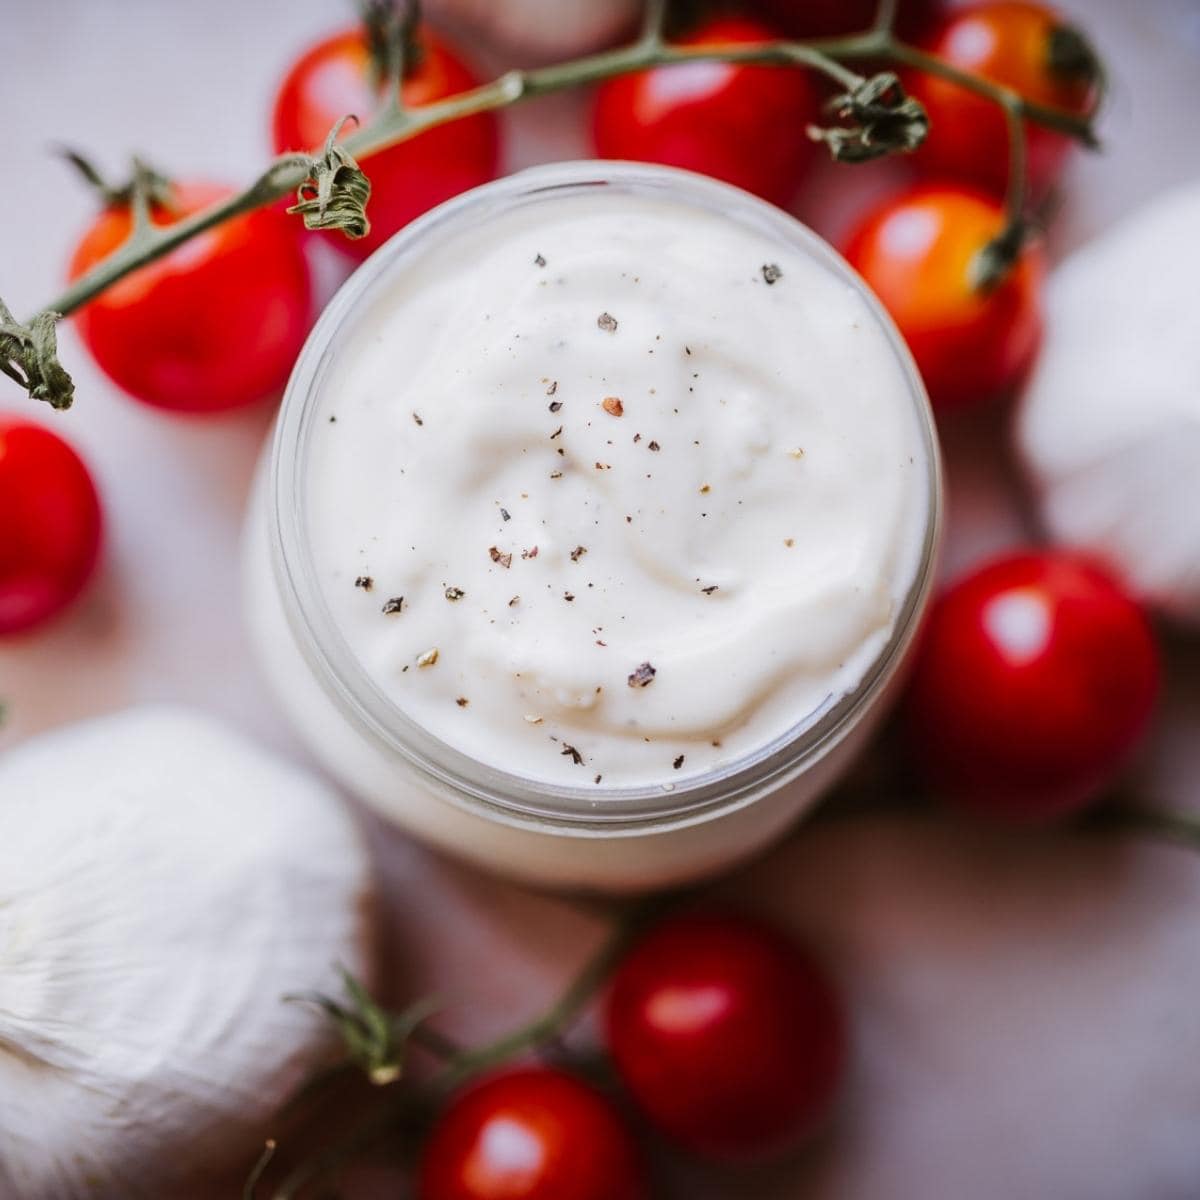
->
<box><xmin>0</xmin><ymin>0</ymin><xmax>1103</xmax><ymax>413</ymax></box>
<box><xmin>257</xmin><ymin>898</ymin><xmax>659</xmax><ymax>1198</ymax></box>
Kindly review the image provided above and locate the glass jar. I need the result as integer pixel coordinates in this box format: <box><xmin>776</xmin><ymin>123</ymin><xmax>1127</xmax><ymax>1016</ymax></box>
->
<box><xmin>244</xmin><ymin>162</ymin><xmax>942</xmax><ymax>892</ymax></box>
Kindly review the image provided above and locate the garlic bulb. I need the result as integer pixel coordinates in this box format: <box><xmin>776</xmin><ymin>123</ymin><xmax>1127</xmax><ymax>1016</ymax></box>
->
<box><xmin>0</xmin><ymin>706</ymin><xmax>374</xmax><ymax>1199</ymax></box>
<box><xmin>426</xmin><ymin>0</ymin><xmax>640</xmax><ymax>61</ymax></box>
<box><xmin>1016</xmin><ymin>180</ymin><xmax>1200</xmax><ymax>623</ymax></box>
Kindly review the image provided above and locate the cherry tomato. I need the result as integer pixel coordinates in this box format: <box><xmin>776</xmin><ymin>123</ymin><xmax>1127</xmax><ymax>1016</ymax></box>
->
<box><xmin>0</xmin><ymin>418</ymin><xmax>102</xmax><ymax>635</ymax></box>
<box><xmin>68</xmin><ymin>183</ymin><xmax>311</xmax><ymax>414</ymax></box>
<box><xmin>272</xmin><ymin>25</ymin><xmax>500</xmax><ymax>259</ymax></box>
<box><xmin>907</xmin><ymin>2</ymin><xmax>1100</xmax><ymax>198</ymax></box>
<box><xmin>418</xmin><ymin>1066</ymin><xmax>647</xmax><ymax>1200</ymax></box>
<box><xmin>592</xmin><ymin>15</ymin><xmax>819</xmax><ymax>208</ymax></box>
<box><xmin>906</xmin><ymin>552</ymin><xmax>1160</xmax><ymax>820</ymax></box>
<box><xmin>753</xmin><ymin>0</ymin><xmax>941</xmax><ymax>39</ymax></box>
<box><xmin>842</xmin><ymin>182</ymin><xmax>1043</xmax><ymax>411</ymax></box>
<box><xmin>604</xmin><ymin>911</ymin><xmax>845</xmax><ymax>1162</ymax></box>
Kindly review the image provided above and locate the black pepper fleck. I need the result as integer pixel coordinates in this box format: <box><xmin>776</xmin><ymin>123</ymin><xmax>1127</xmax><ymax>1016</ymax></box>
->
<box><xmin>550</xmin><ymin>425</ymin><xmax>563</xmax><ymax>439</ymax></box>
<box><xmin>534</xmin><ymin>253</ymin><xmax>546</xmax><ymax>267</ymax></box>
<box><xmin>549</xmin><ymin>400</ymin><xmax>563</xmax><ymax>413</ymax></box>
<box><xmin>597</xmin><ymin>312</ymin><xmax>618</xmax><ymax>333</ymax></box>
<box><xmin>701</xmin><ymin>585</ymin><xmax>718</xmax><ymax>594</ymax></box>
<box><xmin>412</xmin><ymin>412</ymin><xmax>424</xmax><ymax>426</ymax></box>
<box><xmin>628</xmin><ymin>662</ymin><xmax>657</xmax><ymax>688</ymax></box>
<box><xmin>547</xmin><ymin>380</ymin><xmax>558</xmax><ymax>395</ymax></box>
<box><xmin>456</xmin><ymin>697</ymin><xmax>469</xmax><ymax>707</ymax></box>
<box><xmin>381</xmin><ymin>596</ymin><xmax>405</xmax><ymax>615</ymax></box>
<box><xmin>445</xmin><ymin>586</ymin><xmax>465</xmax><ymax>601</ymax></box>
<box><xmin>762</xmin><ymin>263</ymin><xmax>783</xmax><ymax>285</ymax></box>
<box><xmin>648</xmin><ymin>441</ymin><xmax>661</xmax><ymax>452</ymax></box>
<box><xmin>673</xmin><ymin>754</ymin><xmax>685</xmax><ymax>769</ymax></box>
<box><xmin>500</xmin><ymin>507</ymin><xmax>511</xmax><ymax>522</ymax></box>
<box><xmin>564</xmin><ymin>592</ymin><xmax>575</xmax><ymax>602</ymax></box>
<box><xmin>570</xmin><ymin>545</ymin><xmax>587</xmax><ymax>562</ymax></box>
<box><xmin>562</xmin><ymin>743</ymin><xmax>584</xmax><ymax>765</ymax></box>
<box><xmin>489</xmin><ymin>546</ymin><xmax>512</xmax><ymax>569</ymax></box>
<box><xmin>354</xmin><ymin>575</ymin><xmax>374</xmax><ymax>591</ymax></box>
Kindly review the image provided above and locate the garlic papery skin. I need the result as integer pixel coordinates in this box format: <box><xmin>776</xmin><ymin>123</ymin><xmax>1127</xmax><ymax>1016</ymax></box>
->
<box><xmin>0</xmin><ymin>706</ymin><xmax>374</xmax><ymax>1200</ymax></box>
<box><xmin>426</xmin><ymin>0</ymin><xmax>639</xmax><ymax>61</ymax></box>
<box><xmin>1016</xmin><ymin>180</ymin><xmax>1200</xmax><ymax>623</ymax></box>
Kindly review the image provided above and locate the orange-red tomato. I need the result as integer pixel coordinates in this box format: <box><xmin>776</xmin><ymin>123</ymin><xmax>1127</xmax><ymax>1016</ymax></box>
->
<box><xmin>842</xmin><ymin>182</ymin><xmax>1044</xmax><ymax>412</ymax></box>
<box><xmin>272</xmin><ymin>25</ymin><xmax>500</xmax><ymax>259</ymax></box>
<box><xmin>68</xmin><ymin>183</ymin><xmax>312</xmax><ymax>414</ymax></box>
<box><xmin>592</xmin><ymin>15</ymin><xmax>819</xmax><ymax>208</ymax></box>
<box><xmin>0</xmin><ymin>418</ymin><xmax>102</xmax><ymax>635</ymax></box>
<box><xmin>907</xmin><ymin>1</ymin><xmax>1099</xmax><ymax>198</ymax></box>
<box><xmin>906</xmin><ymin>552</ymin><xmax>1160</xmax><ymax>820</ymax></box>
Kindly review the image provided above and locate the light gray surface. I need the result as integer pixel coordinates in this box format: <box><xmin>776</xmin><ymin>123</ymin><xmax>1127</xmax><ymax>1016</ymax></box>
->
<box><xmin>2</xmin><ymin>2</ymin><xmax>1200</xmax><ymax>1197</ymax></box>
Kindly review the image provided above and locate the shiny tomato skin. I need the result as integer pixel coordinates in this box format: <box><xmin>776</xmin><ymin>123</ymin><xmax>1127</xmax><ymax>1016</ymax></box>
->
<box><xmin>907</xmin><ymin>2</ymin><xmax>1099</xmax><ymax>197</ymax></box>
<box><xmin>842</xmin><ymin>182</ymin><xmax>1043</xmax><ymax>412</ymax></box>
<box><xmin>0</xmin><ymin>419</ymin><xmax>102</xmax><ymax>634</ymax></box>
<box><xmin>906</xmin><ymin>552</ymin><xmax>1161</xmax><ymax>820</ymax></box>
<box><xmin>418</xmin><ymin>1067</ymin><xmax>648</xmax><ymax>1200</ymax></box>
<box><xmin>68</xmin><ymin>182</ymin><xmax>312</xmax><ymax>414</ymax></box>
<box><xmin>604</xmin><ymin>912</ymin><xmax>845</xmax><ymax>1162</ymax></box>
<box><xmin>753</xmin><ymin>0</ymin><xmax>941</xmax><ymax>38</ymax></box>
<box><xmin>272</xmin><ymin>26</ymin><xmax>500</xmax><ymax>259</ymax></box>
<box><xmin>592</xmin><ymin>15</ymin><xmax>819</xmax><ymax>207</ymax></box>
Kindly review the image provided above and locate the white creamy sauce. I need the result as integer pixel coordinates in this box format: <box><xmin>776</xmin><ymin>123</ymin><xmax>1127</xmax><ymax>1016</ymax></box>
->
<box><xmin>306</xmin><ymin>192</ymin><xmax>928</xmax><ymax>788</ymax></box>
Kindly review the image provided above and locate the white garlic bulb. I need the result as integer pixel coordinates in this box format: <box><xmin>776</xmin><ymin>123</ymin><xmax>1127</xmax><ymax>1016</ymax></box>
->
<box><xmin>1016</xmin><ymin>180</ymin><xmax>1200</xmax><ymax>623</ymax></box>
<box><xmin>426</xmin><ymin>0</ymin><xmax>640</xmax><ymax>61</ymax></box>
<box><xmin>0</xmin><ymin>706</ymin><xmax>374</xmax><ymax>1199</ymax></box>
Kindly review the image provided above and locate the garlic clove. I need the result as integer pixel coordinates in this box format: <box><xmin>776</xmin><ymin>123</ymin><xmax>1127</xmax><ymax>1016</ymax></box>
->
<box><xmin>0</xmin><ymin>706</ymin><xmax>375</xmax><ymax>1199</ymax></box>
<box><xmin>1016</xmin><ymin>179</ymin><xmax>1200</xmax><ymax>624</ymax></box>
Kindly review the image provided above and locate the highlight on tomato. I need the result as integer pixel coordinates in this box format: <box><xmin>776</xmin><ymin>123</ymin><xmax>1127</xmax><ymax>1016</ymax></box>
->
<box><xmin>604</xmin><ymin>911</ymin><xmax>846</xmax><ymax>1162</ymax></box>
<box><xmin>272</xmin><ymin>20</ymin><xmax>500</xmax><ymax>260</ymax></box>
<box><xmin>905</xmin><ymin>550</ymin><xmax>1161</xmax><ymax>820</ymax></box>
<box><xmin>417</xmin><ymin>1066</ymin><xmax>649</xmax><ymax>1200</ymax></box>
<box><xmin>68</xmin><ymin>181</ymin><xmax>313</xmax><ymax>414</ymax></box>
<box><xmin>842</xmin><ymin>181</ymin><xmax>1044</xmax><ymax>412</ymax></box>
<box><xmin>592</xmin><ymin>14</ymin><xmax>820</xmax><ymax>208</ymax></box>
<box><xmin>905</xmin><ymin>1</ymin><xmax>1101</xmax><ymax>198</ymax></box>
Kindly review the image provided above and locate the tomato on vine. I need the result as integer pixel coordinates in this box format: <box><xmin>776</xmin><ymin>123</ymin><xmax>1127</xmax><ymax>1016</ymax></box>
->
<box><xmin>906</xmin><ymin>551</ymin><xmax>1160</xmax><ymax>820</ymax></box>
<box><xmin>418</xmin><ymin>1066</ymin><xmax>648</xmax><ymax>1200</ymax></box>
<box><xmin>604</xmin><ymin>911</ymin><xmax>845</xmax><ymax>1162</ymax></box>
<box><xmin>272</xmin><ymin>23</ymin><xmax>500</xmax><ymax>259</ymax></box>
<box><xmin>68</xmin><ymin>182</ymin><xmax>312</xmax><ymax>414</ymax></box>
<box><xmin>592</xmin><ymin>15</ymin><xmax>820</xmax><ymax>208</ymax></box>
<box><xmin>906</xmin><ymin>1</ymin><xmax>1101</xmax><ymax>198</ymax></box>
<box><xmin>0</xmin><ymin>418</ymin><xmax>102</xmax><ymax>635</ymax></box>
<box><xmin>842</xmin><ymin>182</ymin><xmax>1044</xmax><ymax>412</ymax></box>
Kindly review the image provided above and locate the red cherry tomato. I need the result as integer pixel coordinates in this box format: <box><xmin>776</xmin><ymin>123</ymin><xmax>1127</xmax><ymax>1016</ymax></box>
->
<box><xmin>272</xmin><ymin>25</ymin><xmax>500</xmax><ymax>259</ymax></box>
<box><xmin>0</xmin><ymin>418</ymin><xmax>102</xmax><ymax>635</ymax></box>
<box><xmin>604</xmin><ymin>912</ymin><xmax>845</xmax><ymax>1162</ymax></box>
<box><xmin>842</xmin><ymin>182</ymin><xmax>1043</xmax><ymax>412</ymax></box>
<box><xmin>418</xmin><ymin>1067</ymin><xmax>647</xmax><ymax>1200</ymax></box>
<box><xmin>68</xmin><ymin>183</ymin><xmax>312</xmax><ymax>414</ymax></box>
<box><xmin>753</xmin><ymin>0</ymin><xmax>941</xmax><ymax>38</ymax></box>
<box><xmin>906</xmin><ymin>552</ymin><xmax>1160</xmax><ymax>820</ymax></box>
<box><xmin>592</xmin><ymin>15</ymin><xmax>819</xmax><ymax>207</ymax></box>
<box><xmin>907</xmin><ymin>2</ymin><xmax>1100</xmax><ymax>198</ymax></box>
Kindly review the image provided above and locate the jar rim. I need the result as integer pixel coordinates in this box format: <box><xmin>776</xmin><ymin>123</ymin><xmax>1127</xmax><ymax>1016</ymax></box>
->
<box><xmin>269</xmin><ymin>161</ymin><xmax>942</xmax><ymax>832</ymax></box>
